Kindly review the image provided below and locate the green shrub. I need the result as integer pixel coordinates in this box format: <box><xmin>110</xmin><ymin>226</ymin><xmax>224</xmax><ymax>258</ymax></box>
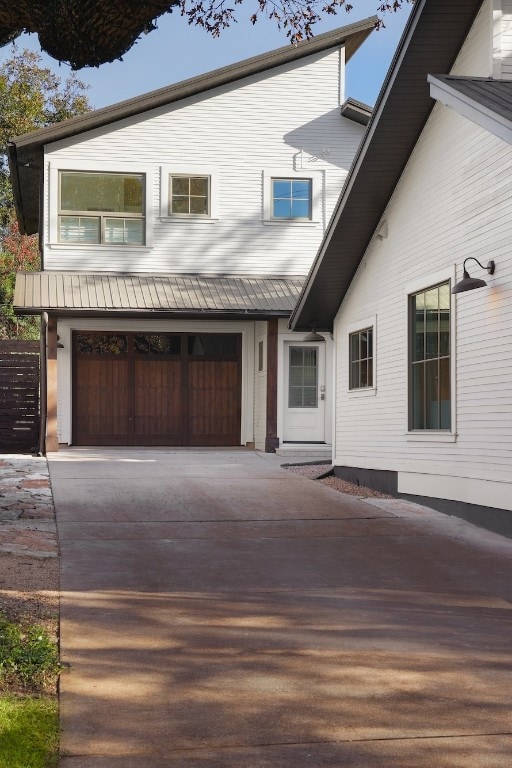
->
<box><xmin>0</xmin><ymin>616</ymin><xmax>59</xmax><ymax>692</ymax></box>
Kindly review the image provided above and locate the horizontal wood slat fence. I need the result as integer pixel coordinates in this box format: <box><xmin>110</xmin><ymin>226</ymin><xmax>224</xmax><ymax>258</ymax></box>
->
<box><xmin>0</xmin><ymin>341</ymin><xmax>40</xmax><ymax>452</ymax></box>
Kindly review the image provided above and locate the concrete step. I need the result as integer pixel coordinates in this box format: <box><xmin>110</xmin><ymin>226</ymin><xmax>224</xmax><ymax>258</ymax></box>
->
<box><xmin>276</xmin><ymin>444</ymin><xmax>332</xmax><ymax>460</ymax></box>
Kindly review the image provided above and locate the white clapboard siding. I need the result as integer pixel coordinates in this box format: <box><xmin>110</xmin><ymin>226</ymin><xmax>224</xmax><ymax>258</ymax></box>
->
<box><xmin>333</xmin><ymin>7</ymin><xmax>512</xmax><ymax>508</ymax></box>
<box><xmin>253</xmin><ymin>321</ymin><xmax>268</xmax><ymax>450</ymax></box>
<box><xmin>44</xmin><ymin>49</ymin><xmax>364</xmax><ymax>277</ymax></box>
<box><xmin>502</xmin><ymin>0</ymin><xmax>512</xmax><ymax>78</ymax></box>
<box><xmin>451</xmin><ymin>0</ymin><xmax>493</xmax><ymax>77</ymax></box>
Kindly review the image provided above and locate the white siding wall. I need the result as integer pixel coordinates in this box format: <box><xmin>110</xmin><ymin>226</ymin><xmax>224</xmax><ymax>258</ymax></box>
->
<box><xmin>44</xmin><ymin>49</ymin><xmax>364</xmax><ymax>277</ymax></box>
<box><xmin>451</xmin><ymin>0</ymin><xmax>492</xmax><ymax>77</ymax></box>
<box><xmin>501</xmin><ymin>0</ymin><xmax>512</xmax><ymax>77</ymax></box>
<box><xmin>254</xmin><ymin>321</ymin><xmax>268</xmax><ymax>450</ymax></box>
<box><xmin>333</xmin><ymin>10</ymin><xmax>512</xmax><ymax>510</ymax></box>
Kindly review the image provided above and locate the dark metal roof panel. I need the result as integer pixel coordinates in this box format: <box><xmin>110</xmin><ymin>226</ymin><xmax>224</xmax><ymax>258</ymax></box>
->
<box><xmin>14</xmin><ymin>272</ymin><xmax>304</xmax><ymax>315</ymax></box>
<box><xmin>432</xmin><ymin>75</ymin><xmax>512</xmax><ymax>121</ymax></box>
<box><xmin>290</xmin><ymin>0</ymin><xmax>485</xmax><ymax>332</ymax></box>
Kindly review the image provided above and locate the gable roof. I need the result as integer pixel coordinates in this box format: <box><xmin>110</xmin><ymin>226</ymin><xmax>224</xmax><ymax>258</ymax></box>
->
<box><xmin>8</xmin><ymin>17</ymin><xmax>376</xmax><ymax>237</ymax></box>
<box><xmin>290</xmin><ymin>0</ymin><xmax>485</xmax><ymax>332</ymax></box>
<box><xmin>13</xmin><ymin>272</ymin><xmax>304</xmax><ymax>318</ymax></box>
<box><xmin>428</xmin><ymin>74</ymin><xmax>512</xmax><ymax>144</ymax></box>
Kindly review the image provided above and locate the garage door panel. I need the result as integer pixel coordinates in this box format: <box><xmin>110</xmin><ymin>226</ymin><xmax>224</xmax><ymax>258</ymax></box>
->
<box><xmin>75</xmin><ymin>358</ymin><xmax>129</xmax><ymax>444</ymax></box>
<box><xmin>189</xmin><ymin>361</ymin><xmax>240</xmax><ymax>445</ymax></box>
<box><xmin>134</xmin><ymin>360</ymin><xmax>182</xmax><ymax>441</ymax></box>
<box><xmin>73</xmin><ymin>332</ymin><xmax>241</xmax><ymax>446</ymax></box>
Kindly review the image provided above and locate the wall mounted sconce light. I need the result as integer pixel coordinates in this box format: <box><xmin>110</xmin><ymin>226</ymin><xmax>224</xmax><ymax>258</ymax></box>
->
<box><xmin>452</xmin><ymin>258</ymin><xmax>495</xmax><ymax>294</ymax></box>
<box><xmin>303</xmin><ymin>325</ymin><xmax>326</xmax><ymax>343</ymax></box>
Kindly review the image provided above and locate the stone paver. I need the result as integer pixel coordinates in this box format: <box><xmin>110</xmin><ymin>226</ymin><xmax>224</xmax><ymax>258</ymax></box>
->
<box><xmin>0</xmin><ymin>454</ymin><xmax>58</xmax><ymax>557</ymax></box>
<box><xmin>50</xmin><ymin>448</ymin><xmax>512</xmax><ymax>768</ymax></box>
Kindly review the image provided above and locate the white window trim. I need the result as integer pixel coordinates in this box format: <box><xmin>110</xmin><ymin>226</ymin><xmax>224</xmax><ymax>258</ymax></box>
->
<box><xmin>404</xmin><ymin>267</ymin><xmax>457</xmax><ymax>441</ymax></box>
<box><xmin>262</xmin><ymin>169</ymin><xmax>322</xmax><ymax>226</ymax></box>
<box><xmin>48</xmin><ymin>159</ymin><xmax>154</xmax><ymax>248</ymax></box>
<box><xmin>160</xmin><ymin>164</ymin><xmax>219</xmax><ymax>221</ymax></box>
<box><xmin>346</xmin><ymin>314</ymin><xmax>377</xmax><ymax>396</ymax></box>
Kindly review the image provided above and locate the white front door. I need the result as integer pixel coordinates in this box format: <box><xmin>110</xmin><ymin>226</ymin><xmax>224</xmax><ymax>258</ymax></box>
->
<box><xmin>283</xmin><ymin>342</ymin><xmax>326</xmax><ymax>442</ymax></box>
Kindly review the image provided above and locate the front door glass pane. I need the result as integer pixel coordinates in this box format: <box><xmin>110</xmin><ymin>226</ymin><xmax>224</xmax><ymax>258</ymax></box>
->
<box><xmin>289</xmin><ymin>346</ymin><xmax>318</xmax><ymax>408</ymax></box>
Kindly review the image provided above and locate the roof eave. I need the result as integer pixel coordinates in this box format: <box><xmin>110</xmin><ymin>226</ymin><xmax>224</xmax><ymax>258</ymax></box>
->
<box><xmin>290</xmin><ymin>0</ymin><xmax>485</xmax><ymax>332</ymax></box>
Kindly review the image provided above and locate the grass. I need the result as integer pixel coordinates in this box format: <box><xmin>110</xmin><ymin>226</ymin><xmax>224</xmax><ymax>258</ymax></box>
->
<box><xmin>0</xmin><ymin>613</ymin><xmax>60</xmax><ymax>766</ymax></box>
<box><xmin>0</xmin><ymin>695</ymin><xmax>59</xmax><ymax>768</ymax></box>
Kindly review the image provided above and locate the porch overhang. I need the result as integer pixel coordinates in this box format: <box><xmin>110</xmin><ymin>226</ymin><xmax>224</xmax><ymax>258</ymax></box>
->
<box><xmin>14</xmin><ymin>272</ymin><xmax>304</xmax><ymax>319</ymax></box>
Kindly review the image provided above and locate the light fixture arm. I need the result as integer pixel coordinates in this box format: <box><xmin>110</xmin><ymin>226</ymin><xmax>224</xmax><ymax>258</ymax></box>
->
<box><xmin>462</xmin><ymin>257</ymin><xmax>495</xmax><ymax>276</ymax></box>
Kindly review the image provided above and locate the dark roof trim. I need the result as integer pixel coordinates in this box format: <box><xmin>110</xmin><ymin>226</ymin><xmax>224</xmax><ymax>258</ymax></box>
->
<box><xmin>340</xmin><ymin>97</ymin><xmax>372</xmax><ymax>125</ymax></box>
<box><xmin>290</xmin><ymin>0</ymin><xmax>485</xmax><ymax>332</ymax></box>
<box><xmin>429</xmin><ymin>74</ymin><xmax>512</xmax><ymax>145</ymax></box>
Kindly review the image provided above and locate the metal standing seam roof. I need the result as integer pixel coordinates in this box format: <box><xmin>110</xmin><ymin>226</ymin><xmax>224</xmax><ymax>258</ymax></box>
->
<box><xmin>290</xmin><ymin>0</ymin><xmax>485</xmax><ymax>332</ymax></box>
<box><xmin>13</xmin><ymin>272</ymin><xmax>305</xmax><ymax>316</ymax></box>
<box><xmin>429</xmin><ymin>74</ymin><xmax>512</xmax><ymax>123</ymax></box>
<box><xmin>8</xmin><ymin>17</ymin><xmax>377</xmax><ymax>237</ymax></box>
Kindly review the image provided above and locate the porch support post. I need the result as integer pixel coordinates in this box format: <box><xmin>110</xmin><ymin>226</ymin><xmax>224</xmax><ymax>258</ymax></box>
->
<box><xmin>265</xmin><ymin>318</ymin><xmax>279</xmax><ymax>453</ymax></box>
<box><xmin>46</xmin><ymin>315</ymin><xmax>59</xmax><ymax>452</ymax></box>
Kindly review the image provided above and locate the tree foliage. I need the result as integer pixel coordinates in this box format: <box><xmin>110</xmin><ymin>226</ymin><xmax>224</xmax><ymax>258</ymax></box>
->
<box><xmin>0</xmin><ymin>1</ymin><xmax>410</xmax><ymax>70</ymax></box>
<box><xmin>0</xmin><ymin>48</ymin><xmax>91</xmax><ymax>339</ymax></box>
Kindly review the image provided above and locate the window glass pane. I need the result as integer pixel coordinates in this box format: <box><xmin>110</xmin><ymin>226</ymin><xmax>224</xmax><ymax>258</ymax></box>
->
<box><xmin>104</xmin><ymin>218</ymin><xmax>143</xmax><ymax>245</ymax></box>
<box><xmin>292</xmin><ymin>180</ymin><xmax>311</xmax><ymax>198</ymax></box>
<box><xmin>76</xmin><ymin>333</ymin><xmax>127</xmax><ymax>355</ymax></box>
<box><xmin>190</xmin><ymin>177</ymin><xmax>208</xmax><ymax>196</ymax></box>
<box><xmin>289</xmin><ymin>388</ymin><xmax>303</xmax><ymax>408</ymax></box>
<box><xmin>59</xmin><ymin>215</ymin><xmax>100</xmax><ymax>243</ymax></box>
<box><xmin>291</xmin><ymin>199</ymin><xmax>310</xmax><ymax>218</ymax></box>
<box><xmin>60</xmin><ymin>172</ymin><xmax>143</xmax><ymax>214</ymax></box>
<box><xmin>288</xmin><ymin>346</ymin><xmax>317</xmax><ymax>408</ymax></box>
<box><xmin>303</xmin><ymin>387</ymin><xmax>317</xmax><ymax>408</ymax></box>
<box><xmin>367</xmin><ymin>359</ymin><xmax>373</xmax><ymax>387</ymax></box>
<box><xmin>134</xmin><ymin>334</ymin><xmax>181</xmax><ymax>355</ymax></box>
<box><xmin>439</xmin><ymin>357</ymin><xmax>451</xmax><ymax>429</ymax></box>
<box><xmin>425</xmin><ymin>305</ymin><xmax>439</xmax><ymax>359</ymax></box>
<box><xmin>425</xmin><ymin>359</ymin><xmax>440</xmax><ymax>429</ymax></box>
<box><xmin>172</xmin><ymin>197</ymin><xmax>189</xmax><ymax>214</ymax></box>
<box><xmin>350</xmin><ymin>333</ymin><xmax>359</xmax><ymax>364</ymax></box>
<box><xmin>411</xmin><ymin>362</ymin><xmax>425</xmax><ymax>429</ymax></box>
<box><xmin>350</xmin><ymin>361</ymin><xmax>360</xmax><ymax>390</ymax></box>
<box><xmin>172</xmin><ymin>177</ymin><xmax>189</xmax><ymax>196</ymax></box>
<box><xmin>273</xmin><ymin>180</ymin><xmax>290</xmax><ymax>199</ymax></box>
<box><xmin>190</xmin><ymin>196</ymin><xmax>208</xmax><ymax>215</ymax></box>
<box><xmin>360</xmin><ymin>359</ymin><xmax>368</xmax><ymax>388</ymax></box>
<box><xmin>273</xmin><ymin>199</ymin><xmax>291</xmax><ymax>219</ymax></box>
<box><xmin>410</xmin><ymin>282</ymin><xmax>451</xmax><ymax>431</ymax></box>
<box><xmin>439</xmin><ymin>309</ymin><xmax>450</xmax><ymax>357</ymax></box>
<box><xmin>360</xmin><ymin>331</ymin><xmax>368</xmax><ymax>360</ymax></box>
<box><xmin>188</xmin><ymin>334</ymin><xmax>238</xmax><ymax>356</ymax></box>
<box><xmin>272</xmin><ymin>179</ymin><xmax>311</xmax><ymax>220</ymax></box>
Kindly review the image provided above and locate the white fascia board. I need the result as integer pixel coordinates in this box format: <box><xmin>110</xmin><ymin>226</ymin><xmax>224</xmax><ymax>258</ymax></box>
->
<box><xmin>428</xmin><ymin>74</ymin><xmax>512</xmax><ymax>145</ymax></box>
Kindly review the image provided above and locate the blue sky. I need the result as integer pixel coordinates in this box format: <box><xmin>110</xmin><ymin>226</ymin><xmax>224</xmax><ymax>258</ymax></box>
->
<box><xmin>1</xmin><ymin>1</ymin><xmax>413</xmax><ymax>110</ymax></box>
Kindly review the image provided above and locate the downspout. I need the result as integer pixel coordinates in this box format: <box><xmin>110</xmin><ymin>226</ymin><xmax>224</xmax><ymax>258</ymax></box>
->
<box><xmin>39</xmin><ymin>312</ymin><xmax>48</xmax><ymax>456</ymax></box>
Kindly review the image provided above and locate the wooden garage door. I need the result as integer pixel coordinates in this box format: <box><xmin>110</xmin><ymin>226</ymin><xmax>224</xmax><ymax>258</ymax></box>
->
<box><xmin>73</xmin><ymin>332</ymin><xmax>241</xmax><ymax>446</ymax></box>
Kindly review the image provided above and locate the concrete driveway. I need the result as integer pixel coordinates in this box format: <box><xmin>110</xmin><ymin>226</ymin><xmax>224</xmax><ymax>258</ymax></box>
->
<box><xmin>49</xmin><ymin>448</ymin><xmax>512</xmax><ymax>767</ymax></box>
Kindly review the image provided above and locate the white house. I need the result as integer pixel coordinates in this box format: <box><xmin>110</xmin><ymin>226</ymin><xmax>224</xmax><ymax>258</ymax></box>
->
<box><xmin>291</xmin><ymin>0</ymin><xmax>512</xmax><ymax>522</ymax></box>
<box><xmin>9</xmin><ymin>20</ymin><xmax>375</xmax><ymax>452</ymax></box>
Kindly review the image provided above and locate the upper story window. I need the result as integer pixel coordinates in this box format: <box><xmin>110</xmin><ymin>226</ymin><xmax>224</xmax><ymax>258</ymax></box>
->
<box><xmin>169</xmin><ymin>175</ymin><xmax>210</xmax><ymax>216</ymax></box>
<box><xmin>58</xmin><ymin>171</ymin><xmax>145</xmax><ymax>245</ymax></box>
<box><xmin>409</xmin><ymin>281</ymin><xmax>451</xmax><ymax>430</ymax></box>
<box><xmin>271</xmin><ymin>178</ymin><xmax>312</xmax><ymax>220</ymax></box>
<box><xmin>349</xmin><ymin>327</ymin><xmax>373</xmax><ymax>389</ymax></box>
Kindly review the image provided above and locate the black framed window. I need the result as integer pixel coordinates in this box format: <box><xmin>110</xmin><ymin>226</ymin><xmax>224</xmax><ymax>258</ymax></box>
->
<box><xmin>349</xmin><ymin>328</ymin><xmax>373</xmax><ymax>389</ymax></box>
<box><xmin>410</xmin><ymin>281</ymin><xmax>451</xmax><ymax>430</ymax></box>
